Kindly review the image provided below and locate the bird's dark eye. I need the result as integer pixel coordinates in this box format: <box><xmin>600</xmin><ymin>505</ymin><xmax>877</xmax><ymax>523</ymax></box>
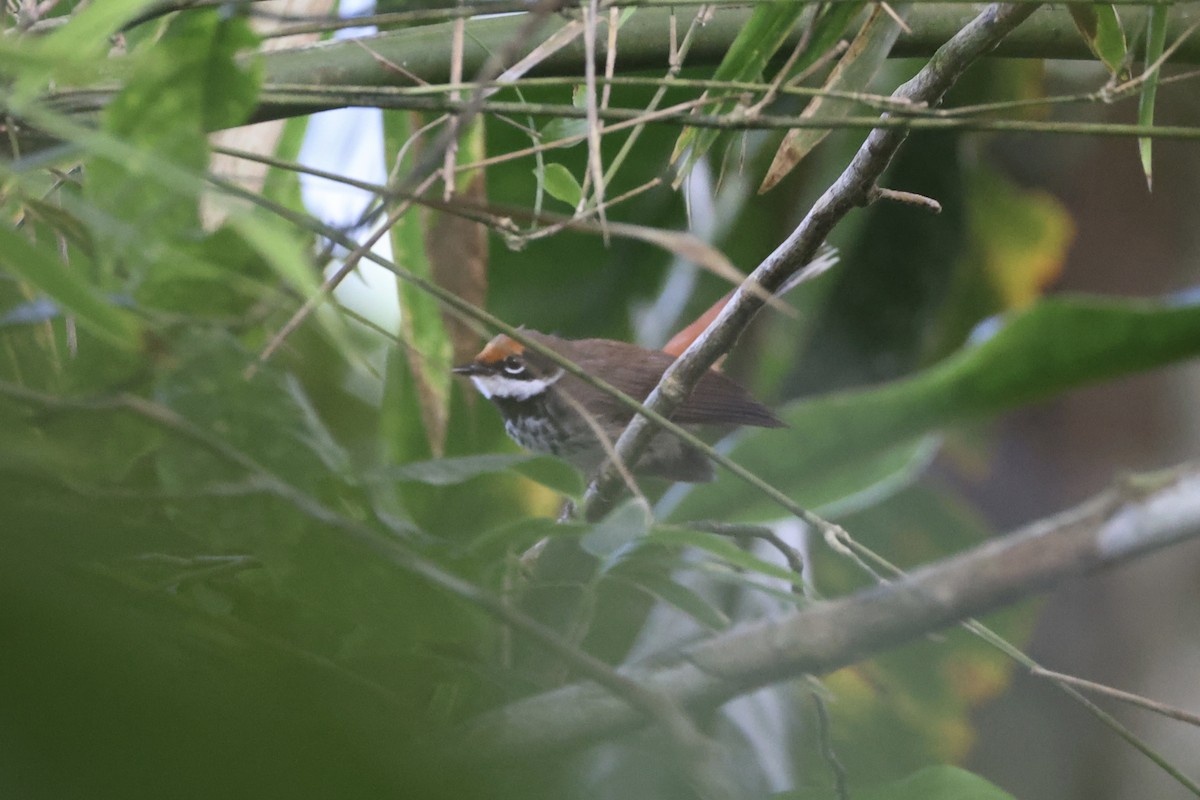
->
<box><xmin>502</xmin><ymin>355</ymin><xmax>525</xmax><ymax>375</ymax></box>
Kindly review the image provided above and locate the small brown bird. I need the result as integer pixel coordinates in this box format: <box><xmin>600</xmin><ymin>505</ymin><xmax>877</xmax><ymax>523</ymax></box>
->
<box><xmin>453</xmin><ymin>330</ymin><xmax>783</xmax><ymax>482</ymax></box>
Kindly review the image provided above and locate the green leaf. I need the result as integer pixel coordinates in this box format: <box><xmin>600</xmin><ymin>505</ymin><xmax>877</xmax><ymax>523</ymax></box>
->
<box><xmin>512</xmin><ymin>456</ymin><xmax>585</xmax><ymax>497</ymax></box>
<box><xmin>581</xmin><ymin>499</ymin><xmax>651</xmax><ymax>566</ymax></box>
<box><xmin>20</xmin><ymin>198</ymin><xmax>96</xmax><ymax>260</ymax></box>
<box><xmin>6</xmin><ymin>0</ymin><xmax>157</xmax><ymax>95</ymax></box>
<box><xmin>611</xmin><ymin>572</ymin><xmax>730</xmax><ymax>631</ymax></box>
<box><xmin>0</xmin><ymin>400</ymin><xmax>160</xmax><ymax>486</ymax></box>
<box><xmin>1138</xmin><ymin>3</ymin><xmax>1169</xmax><ymax>190</ymax></box>
<box><xmin>261</xmin><ymin>114</ymin><xmax>313</xmax><ymax>210</ymax></box>
<box><xmin>540</xmin><ymin>162</ymin><xmax>584</xmax><ymax>207</ymax></box>
<box><xmin>673</xmin><ymin>1</ymin><xmax>866</xmax><ymax>185</ymax></box>
<box><xmin>225</xmin><ymin>215</ymin><xmax>316</xmax><ymax>290</ymax></box>
<box><xmin>228</xmin><ymin>212</ymin><xmax>346</xmax><ymax>348</ymax></box>
<box><xmin>810</xmin><ymin>435</ymin><xmax>941</xmax><ymax>518</ymax></box>
<box><xmin>283</xmin><ymin>375</ymin><xmax>355</xmax><ymax>477</ymax></box>
<box><xmin>152</xmin><ymin>330</ymin><xmax>329</xmax><ymax>553</ymax></box>
<box><xmin>867</xmin><ymin>766</ymin><xmax>1016</xmax><ymax>800</ymax></box>
<box><xmin>671</xmin><ymin>1</ymin><xmax>808</xmax><ymax>178</ymax></box>
<box><xmin>673</xmin><ymin>294</ymin><xmax>1200</xmax><ymax>521</ymax></box>
<box><xmin>966</xmin><ymin>166</ymin><xmax>1074</xmax><ymax>309</ymax></box>
<box><xmin>761</xmin><ymin>2</ymin><xmax>900</xmax><ymax>192</ymax></box>
<box><xmin>467</xmin><ymin>515</ymin><xmax>587</xmax><ymax>555</ymax></box>
<box><xmin>0</xmin><ymin>224</ymin><xmax>139</xmax><ymax>349</ymax></box>
<box><xmin>540</xmin><ymin>84</ymin><xmax>589</xmax><ymax>144</ymax></box>
<box><xmin>780</xmin><ymin>765</ymin><xmax>1016</xmax><ymax>800</ymax></box>
<box><xmin>652</xmin><ymin>528</ymin><xmax>800</xmax><ymax>583</ymax></box>
<box><xmin>36</xmin><ymin>0</ymin><xmax>159</xmax><ymax>61</ymax></box>
<box><xmin>195</xmin><ymin>19</ymin><xmax>263</xmax><ymax>132</ymax></box>
<box><xmin>135</xmin><ymin>224</ymin><xmax>271</xmax><ymax>317</ymax></box>
<box><xmin>797</xmin><ymin>1</ymin><xmax>870</xmax><ymax>72</ymax></box>
<box><xmin>539</xmin><ymin>117</ymin><xmax>589</xmax><ymax>147</ymax></box>
<box><xmin>379</xmin><ymin>454</ymin><xmax>536</xmax><ymax>486</ymax></box>
<box><xmin>1067</xmin><ymin>4</ymin><xmax>1128</xmax><ymax>78</ymax></box>
<box><xmin>103</xmin><ymin>9</ymin><xmax>261</xmax><ymax>146</ymax></box>
<box><xmin>85</xmin><ymin>11</ymin><xmax>262</xmax><ymax>265</ymax></box>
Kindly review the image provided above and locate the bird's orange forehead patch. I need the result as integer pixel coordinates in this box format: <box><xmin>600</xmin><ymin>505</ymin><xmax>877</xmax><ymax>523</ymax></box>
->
<box><xmin>475</xmin><ymin>333</ymin><xmax>525</xmax><ymax>365</ymax></box>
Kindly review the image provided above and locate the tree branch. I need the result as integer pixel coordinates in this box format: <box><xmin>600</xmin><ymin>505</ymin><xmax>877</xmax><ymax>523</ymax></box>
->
<box><xmin>249</xmin><ymin>4</ymin><xmax>1200</xmax><ymax>118</ymax></box>
<box><xmin>581</xmin><ymin>2</ymin><xmax>1039</xmax><ymax>519</ymax></box>
<box><xmin>24</xmin><ymin>4</ymin><xmax>1200</xmax><ymax>160</ymax></box>
<box><xmin>46</xmin><ymin>5</ymin><xmax>1200</xmax><ymax>126</ymax></box>
<box><xmin>462</xmin><ymin>464</ymin><xmax>1200</xmax><ymax>761</ymax></box>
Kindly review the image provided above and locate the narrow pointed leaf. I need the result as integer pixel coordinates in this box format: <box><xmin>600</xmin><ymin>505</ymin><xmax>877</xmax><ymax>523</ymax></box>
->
<box><xmin>613</xmin><ymin>573</ymin><xmax>731</xmax><ymax>630</ymax></box>
<box><xmin>1067</xmin><ymin>4</ymin><xmax>1128</xmax><ymax>78</ymax></box>
<box><xmin>670</xmin><ymin>1</ymin><xmax>810</xmax><ymax>181</ymax></box>
<box><xmin>379</xmin><ymin>453</ymin><xmax>534</xmax><ymax>485</ymax></box>
<box><xmin>1138</xmin><ymin>3</ymin><xmax>1169</xmax><ymax>191</ymax></box>
<box><xmin>761</xmin><ymin>2</ymin><xmax>902</xmax><ymax>192</ymax></box>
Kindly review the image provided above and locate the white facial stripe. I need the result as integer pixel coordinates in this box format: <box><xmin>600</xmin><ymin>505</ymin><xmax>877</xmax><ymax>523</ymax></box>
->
<box><xmin>471</xmin><ymin>369</ymin><xmax>563</xmax><ymax>401</ymax></box>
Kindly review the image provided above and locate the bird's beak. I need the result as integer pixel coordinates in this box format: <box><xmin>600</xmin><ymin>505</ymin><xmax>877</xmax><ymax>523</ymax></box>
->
<box><xmin>452</xmin><ymin>362</ymin><xmax>485</xmax><ymax>376</ymax></box>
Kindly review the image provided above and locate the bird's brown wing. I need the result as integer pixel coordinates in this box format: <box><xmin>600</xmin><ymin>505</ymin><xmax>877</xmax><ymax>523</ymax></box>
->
<box><xmin>675</xmin><ymin>370</ymin><xmax>784</xmax><ymax>428</ymax></box>
<box><xmin>534</xmin><ymin>334</ymin><xmax>783</xmax><ymax>429</ymax></box>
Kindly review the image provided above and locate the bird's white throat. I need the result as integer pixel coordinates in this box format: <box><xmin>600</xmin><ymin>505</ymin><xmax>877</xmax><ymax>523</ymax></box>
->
<box><xmin>470</xmin><ymin>369</ymin><xmax>563</xmax><ymax>401</ymax></box>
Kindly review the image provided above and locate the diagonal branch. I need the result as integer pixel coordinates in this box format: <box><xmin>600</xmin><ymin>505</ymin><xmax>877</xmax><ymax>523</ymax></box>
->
<box><xmin>581</xmin><ymin>2</ymin><xmax>1040</xmax><ymax>520</ymax></box>
<box><xmin>464</xmin><ymin>464</ymin><xmax>1200</xmax><ymax>766</ymax></box>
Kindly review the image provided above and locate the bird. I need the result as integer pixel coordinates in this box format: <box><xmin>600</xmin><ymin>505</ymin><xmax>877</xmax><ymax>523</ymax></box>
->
<box><xmin>453</xmin><ymin>330</ymin><xmax>783</xmax><ymax>482</ymax></box>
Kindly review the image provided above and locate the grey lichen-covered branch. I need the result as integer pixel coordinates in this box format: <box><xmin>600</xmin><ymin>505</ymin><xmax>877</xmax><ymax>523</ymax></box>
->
<box><xmin>580</xmin><ymin>2</ymin><xmax>1039</xmax><ymax>519</ymax></box>
<box><xmin>464</xmin><ymin>465</ymin><xmax>1200</xmax><ymax>761</ymax></box>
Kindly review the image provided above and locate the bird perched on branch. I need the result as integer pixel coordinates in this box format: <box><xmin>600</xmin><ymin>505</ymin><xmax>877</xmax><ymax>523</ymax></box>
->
<box><xmin>453</xmin><ymin>247</ymin><xmax>836</xmax><ymax>482</ymax></box>
<box><xmin>453</xmin><ymin>330</ymin><xmax>783</xmax><ymax>482</ymax></box>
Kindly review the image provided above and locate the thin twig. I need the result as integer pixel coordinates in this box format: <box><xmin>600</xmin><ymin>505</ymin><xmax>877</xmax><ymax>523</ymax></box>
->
<box><xmin>352</xmin><ymin>39</ymin><xmax>429</xmax><ymax>86</ymax></box>
<box><xmin>808</xmin><ymin>678</ymin><xmax>850</xmax><ymax>800</ymax></box>
<box><xmin>582</xmin><ymin>0</ymin><xmax>609</xmax><ymax>235</ymax></box>
<box><xmin>602</xmin><ymin>6</ymin><xmax>619</xmax><ymax>111</ymax></box>
<box><xmin>876</xmin><ymin>1</ymin><xmax>912</xmax><ymax>34</ymax></box>
<box><xmin>1029</xmin><ymin>666</ymin><xmax>1200</xmax><ymax>728</ymax></box>
<box><xmin>443</xmin><ymin>15</ymin><xmax>466</xmax><ymax>201</ymax></box>
<box><xmin>687</xmin><ymin>521</ymin><xmax>806</xmax><ymax>595</ymax></box>
<box><xmin>244</xmin><ymin>85</ymin><xmax>1200</xmax><ymax>144</ymax></box>
<box><xmin>871</xmin><ymin>185</ymin><xmax>942</xmax><ymax>213</ymax></box>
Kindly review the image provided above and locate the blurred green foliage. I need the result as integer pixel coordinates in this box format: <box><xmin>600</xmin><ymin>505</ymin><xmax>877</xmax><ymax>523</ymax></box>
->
<box><xmin>0</xmin><ymin>4</ymin><xmax>1197</xmax><ymax>799</ymax></box>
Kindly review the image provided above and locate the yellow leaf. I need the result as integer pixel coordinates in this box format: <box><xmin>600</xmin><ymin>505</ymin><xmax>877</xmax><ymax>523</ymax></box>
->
<box><xmin>968</xmin><ymin>169</ymin><xmax>1075</xmax><ymax>308</ymax></box>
